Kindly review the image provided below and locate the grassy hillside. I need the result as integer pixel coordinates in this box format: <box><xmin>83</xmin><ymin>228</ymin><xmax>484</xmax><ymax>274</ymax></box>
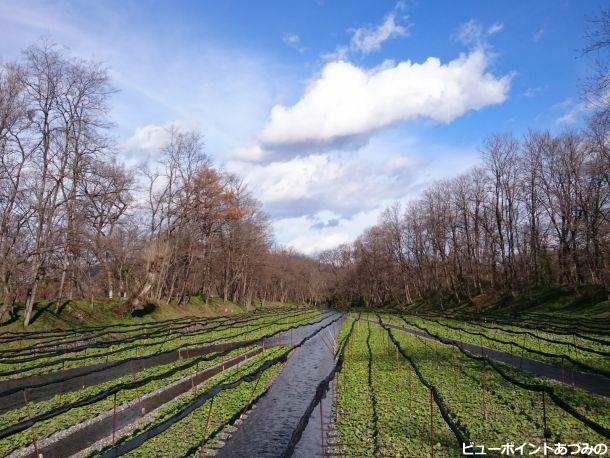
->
<box><xmin>0</xmin><ymin>295</ymin><xmax>315</xmax><ymax>332</ymax></box>
<box><xmin>0</xmin><ymin>296</ymin><xmax>248</xmax><ymax>332</ymax></box>
<box><xmin>397</xmin><ymin>284</ymin><xmax>610</xmax><ymax>319</ymax></box>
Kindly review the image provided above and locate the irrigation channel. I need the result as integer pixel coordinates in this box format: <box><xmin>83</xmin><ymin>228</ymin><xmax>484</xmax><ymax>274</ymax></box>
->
<box><xmin>369</xmin><ymin>317</ymin><xmax>610</xmax><ymax>398</ymax></box>
<box><xmin>216</xmin><ymin>313</ymin><xmax>345</xmax><ymax>458</ymax></box>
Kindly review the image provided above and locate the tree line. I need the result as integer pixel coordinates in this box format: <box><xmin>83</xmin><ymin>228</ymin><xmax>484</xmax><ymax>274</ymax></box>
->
<box><xmin>0</xmin><ymin>43</ymin><xmax>322</xmax><ymax>326</ymax></box>
<box><xmin>319</xmin><ymin>126</ymin><xmax>610</xmax><ymax>307</ymax></box>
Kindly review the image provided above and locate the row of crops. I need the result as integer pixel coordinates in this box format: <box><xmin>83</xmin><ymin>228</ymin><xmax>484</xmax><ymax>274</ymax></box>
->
<box><xmin>439</xmin><ymin>311</ymin><xmax>610</xmax><ymax>337</ymax></box>
<box><xmin>0</xmin><ymin>309</ymin><xmax>316</xmax><ymax>378</ymax></box>
<box><xmin>394</xmin><ymin>314</ymin><xmax>610</xmax><ymax>376</ymax></box>
<box><xmin>0</xmin><ymin>309</ymin><xmax>333</xmax><ymax>457</ymax></box>
<box><xmin>333</xmin><ymin>314</ymin><xmax>609</xmax><ymax>457</ymax></box>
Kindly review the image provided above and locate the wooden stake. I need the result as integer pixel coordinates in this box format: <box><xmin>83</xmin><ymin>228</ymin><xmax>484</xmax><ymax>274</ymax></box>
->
<box><xmin>191</xmin><ymin>364</ymin><xmax>196</xmax><ymax>394</ymax></box>
<box><xmin>112</xmin><ymin>392</ymin><xmax>117</xmax><ymax>445</ymax></box>
<box><xmin>242</xmin><ymin>371</ymin><xmax>262</xmax><ymax>417</ymax></box>
<box><xmin>541</xmin><ymin>392</ymin><xmax>549</xmax><ymax>439</ymax></box>
<box><xmin>520</xmin><ymin>334</ymin><xmax>526</xmax><ymax>368</ymax></box>
<box><xmin>482</xmin><ymin>362</ymin><xmax>487</xmax><ymax>420</ymax></box>
<box><xmin>396</xmin><ymin>346</ymin><xmax>400</xmax><ymax>389</ymax></box>
<box><xmin>23</xmin><ymin>389</ymin><xmax>39</xmax><ymax>457</ymax></box>
<box><xmin>199</xmin><ymin>397</ymin><xmax>215</xmax><ymax>454</ymax></box>
<box><xmin>335</xmin><ymin>378</ymin><xmax>340</xmax><ymax>424</ymax></box>
<box><xmin>59</xmin><ymin>360</ymin><xmax>65</xmax><ymax>404</ymax></box>
<box><xmin>408</xmin><ymin>367</ymin><xmax>412</xmax><ymax>415</ymax></box>
<box><xmin>572</xmin><ymin>334</ymin><xmax>577</xmax><ymax>358</ymax></box>
<box><xmin>130</xmin><ymin>360</ymin><xmax>143</xmax><ymax>415</ymax></box>
<box><xmin>429</xmin><ymin>389</ymin><xmax>435</xmax><ymax>458</ymax></box>
<box><xmin>320</xmin><ymin>400</ymin><xmax>326</xmax><ymax>458</ymax></box>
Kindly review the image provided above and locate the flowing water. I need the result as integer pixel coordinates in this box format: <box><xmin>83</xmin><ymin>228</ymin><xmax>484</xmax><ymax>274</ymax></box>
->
<box><xmin>216</xmin><ymin>312</ymin><xmax>344</xmax><ymax>457</ymax></box>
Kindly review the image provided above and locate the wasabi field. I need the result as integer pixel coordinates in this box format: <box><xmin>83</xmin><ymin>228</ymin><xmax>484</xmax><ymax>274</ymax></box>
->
<box><xmin>0</xmin><ymin>307</ymin><xmax>608</xmax><ymax>457</ymax></box>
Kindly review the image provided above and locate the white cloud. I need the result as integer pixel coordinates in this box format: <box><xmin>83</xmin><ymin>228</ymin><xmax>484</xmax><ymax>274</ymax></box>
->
<box><xmin>321</xmin><ymin>45</ymin><xmax>349</xmax><ymax>62</ymax></box>
<box><xmin>455</xmin><ymin>19</ymin><xmax>485</xmax><ymax>48</ymax></box>
<box><xmin>487</xmin><ymin>22</ymin><xmax>504</xmax><ymax>35</ymax></box>
<box><xmin>226</xmin><ymin>130</ymin><xmax>478</xmax><ymax>220</ymax></box>
<box><xmin>523</xmin><ymin>86</ymin><xmax>546</xmax><ymax>98</ymax></box>
<box><xmin>227</xmin><ymin>150</ymin><xmax>412</xmax><ymax>218</ymax></box>
<box><xmin>284</xmin><ymin>33</ymin><xmax>300</xmax><ymax>46</ymax></box>
<box><xmin>555</xmin><ymin>109</ymin><xmax>580</xmax><ymax>125</ymax></box>
<box><xmin>553</xmin><ymin>98</ymin><xmax>589</xmax><ymax>125</ymax></box>
<box><xmin>273</xmin><ymin>210</ymin><xmax>382</xmax><ymax>254</ymax></box>
<box><xmin>533</xmin><ymin>27</ymin><xmax>545</xmax><ymax>43</ymax></box>
<box><xmin>123</xmin><ymin>120</ymin><xmax>196</xmax><ymax>156</ymax></box>
<box><xmin>283</xmin><ymin>33</ymin><xmax>307</xmax><ymax>53</ymax></box>
<box><xmin>258</xmin><ymin>50</ymin><xmax>511</xmax><ymax>156</ymax></box>
<box><xmin>230</xmin><ymin>144</ymin><xmax>264</xmax><ymax>161</ymax></box>
<box><xmin>350</xmin><ymin>12</ymin><xmax>409</xmax><ymax>54</ymax></box>
<box><xmin>227</xmin><ymin>129</ymin><xmax>480</xmax><ymax>251</ymax></box>
<box><xmin>454</xmin><ymin>19</ymin><xmax>503</xmax><ymax>49</ymax></box>
<box><xmin>321</xmin><ymin>4</ymin><xmax>409</xmax><ymax>60</ymax></box>
<box><xmin>280</xmin><ymin>225</ymin><xmax>353</xmax><ymax>254</ymax></box>
<box><xmin>228</xmin><ymin>154</ymin><xmax>348</xmax><ymax>214</ymax></box>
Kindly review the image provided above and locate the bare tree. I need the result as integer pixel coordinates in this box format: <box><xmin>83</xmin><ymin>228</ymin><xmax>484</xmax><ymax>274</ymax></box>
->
<box><xmin>322</xmin><ymin>128</ymin><xmax>610</xmax><ymax>308</ymax></box>
<box><xmin>582</xmin><ymin>8</ymin><xmax>610</xmax><ymax>126</ymax></box>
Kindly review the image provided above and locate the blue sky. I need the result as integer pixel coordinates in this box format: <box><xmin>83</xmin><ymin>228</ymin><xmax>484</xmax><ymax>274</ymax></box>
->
<box><xmin>0</xmin><ymin>0</ymin><xmax>603</xmax><ymax>253</ymax></box>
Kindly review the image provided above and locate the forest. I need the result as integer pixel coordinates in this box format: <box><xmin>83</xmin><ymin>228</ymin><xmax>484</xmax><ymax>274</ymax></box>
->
<box><xmin>0</xmin><ymin>43</ymin><xmax>324</xmax><ymax>327</ymax></box>
<box><xmin>320</xmin><ymin>124</ymin><xmax>610</xmax><ymax>307</ymax></box>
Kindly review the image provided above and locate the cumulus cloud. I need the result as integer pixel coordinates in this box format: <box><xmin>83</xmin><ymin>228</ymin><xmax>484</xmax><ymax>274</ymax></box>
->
<box><xmin>227</xmin><ymin>146</ymin><xmax>422</xmax><ymax>219</ymax></box>
<box><xmin>227</xmin><ymin>132</ymin><xmax>480</xmax><ymax>252</ymax></box>
<box><xmin>257</xmin><ymin>50</ymin><xmax>511</xmax><ymax>156</ymax></box>
<box><xmin>350</xmin><ymin>12</ymin><xmax>410</xmax><ymax>54</ymax></box>
<box><xmin>230</xmin><ymin>143</ymin><xmax>264</xmax><ymax>161</ymax></box>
